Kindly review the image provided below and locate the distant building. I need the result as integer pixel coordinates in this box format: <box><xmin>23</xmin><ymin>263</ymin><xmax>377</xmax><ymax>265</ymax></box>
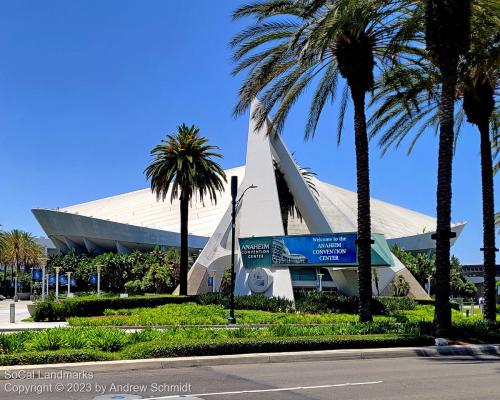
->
<box><xmin>32</xmin><ymin>100</ymin><xmax>466</xmax><ymax>301</ymax></box>
<box><xmin>34</xmin><ymin>236</ymin><xmax>59</xmax><ymax>258</ymax></box>
<box><xmin>462</xmin><ymin>264</ymin><xmax>500</xmax><ymax>298</ymax></box>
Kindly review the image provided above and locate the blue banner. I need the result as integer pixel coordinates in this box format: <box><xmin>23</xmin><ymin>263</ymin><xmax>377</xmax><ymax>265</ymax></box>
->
<box><xmin>239</xmin><ymin>233</ymin><xmax>358</xmax><ymax>268</ymax></box>
<box><xmin>89</xmin><ymin>274</ymin><xmax>97</xmax><ymax>286</ymax></box>
<box><xmin>32</xmin><ymin>269</ymin><xmax>43</xmax><ymax>282</ymax></box>
<box><xmin>48</xmin><ymin>275</ymin><xmax>56</xmax><ymax>286</ymax></box>
<box><xmin>59</xmin><ymin>275</ymin><xmax>68</xmax><ymax>286</ymax></box>
<box><xmin>70</xmin><ymin>278</ymin><xmax>77</xmax><ymax>287</ymax></box>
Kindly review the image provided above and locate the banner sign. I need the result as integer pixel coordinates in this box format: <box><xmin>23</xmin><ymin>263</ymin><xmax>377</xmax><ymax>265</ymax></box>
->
<box><xmin>32</xmin><ymin>269</ymin><xmax>43</xmax><ymax>282</ymax></box>
<box><xmin>59</xmin><ymin>275</ymin><xmax>68</xmax><ymax>286</ymax></box>
<box><xmin>89</xmin><ymin>274</ymin><xmax>98</xmax><ymax>286</ymax></box>
<box><xmin>48</xmin><ymin>275</ymin><xmax>56</xmax><ymax>286</ymax></box>
<box><xmin>239</xmin><ymin>233</ymin><xmax>358</xmax><ymax>268</ymax></box>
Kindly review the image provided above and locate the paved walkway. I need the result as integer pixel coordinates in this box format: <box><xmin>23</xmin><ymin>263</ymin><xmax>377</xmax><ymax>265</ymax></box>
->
<box><xmin>0</xmin><ymin>300</ymin><xmax>67</xmax><ymax>331</ymax></box>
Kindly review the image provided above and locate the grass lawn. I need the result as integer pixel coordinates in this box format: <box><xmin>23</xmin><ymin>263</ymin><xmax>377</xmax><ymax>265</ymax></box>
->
<box><xmin>68</xmin><ymin>303</ymin><xmax>396</xmax><ymax>327</ymax></box>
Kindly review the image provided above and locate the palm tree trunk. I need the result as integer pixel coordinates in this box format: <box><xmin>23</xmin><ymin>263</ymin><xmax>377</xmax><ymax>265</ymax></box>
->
<box><xmin>478</xmin><ymin>119</ymin><xmax>497</xmax><ymax>322</ymax></box>
<box><xmin>433</xmin><ymin>68</ymin><xmax>457</xmax><ymax>336</ymax></box>
<box><xmin>281</xmin><ymin>204</ymin><xmax>289</xmax><ymax>236</ymax></box>
<box><xmin>179</xmin><ymin>193</ymin><xmax>189</xmax><ymax>296</ymax></box>
<box><xmin>352</xmin><ymin>87</ymin><xmax>373</xmax><ymax>323</ymax></box>
<box><xmin>3</xmin><ymin>266</ymin><xmax>6</xmax><ymax>297</ymax></box>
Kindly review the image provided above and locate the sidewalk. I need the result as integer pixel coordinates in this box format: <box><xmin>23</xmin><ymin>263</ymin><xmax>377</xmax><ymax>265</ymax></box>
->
<box><xmin>0</xmin><ymin>300</ymin><xmax>67</xmax><ymax>331</ymax></box>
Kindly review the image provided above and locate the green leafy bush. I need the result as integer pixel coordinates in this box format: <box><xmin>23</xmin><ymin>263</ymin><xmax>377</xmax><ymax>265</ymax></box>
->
<box><xmin>295</xmin><ymin>291</ymin><xmax>358</xmax><ymax>314</ymax></box>
<box><xmin>376</xmin><ymin>297</ymin><xmax>416</xmax><ymax>314</ymax></box>
<box><xmin>124</xmin><ymin>280</ymin><xmax>146</xmax><ymax>296</ymax></box>
<box><xmin>87</xmin><ymin>329</ymin><xmax>129</xmax><ymax>352</ymax></box>
<box><xmin>197</xmin><ymin>293</ymin><xmax>294</xmax><ymax>313</ymax></box>
<box><xmin>33</xmin><ymin>294</ymin><xmax>193</xmax><ymax>321</ymax></box>
<box><xmin>0</xmin><ymin>331</ymin><xmax>34</xmax><ymax>354</ymax></box>
<box><xmin>68</xmin><ymin>303</ymin><xmax>395</xmax><ymax>327</ymax></box>
<box><xmin>451</xmin><ymin>320</ymin><xmax>500</xmax><ymax>342</ymax></box>
<box><xmin>24</xmin><ymin>328</ymin><xmax>73</xmax><ymax>352</ymax></box>
<box><xmin>294</xmin><ymin>292</ymin><xmax>416</xmax><ymax>315</ymax></box>
<box><xmin>0</xmin><ymin>350</ymin><xmax>114</xmax><ymax>366</ymax></box>
<box><xmin>122</xmin><ymin>335</ymin><xmax>434</xmax><ymax>360</ymax></box>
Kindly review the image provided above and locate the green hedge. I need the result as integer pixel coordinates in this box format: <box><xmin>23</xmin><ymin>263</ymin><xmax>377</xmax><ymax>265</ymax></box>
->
<box><xmin>451</xmin><ymin>320</ymin><xmax>500</xmax><ymax>342</ymax></box>
<box><xmin>415</xmin><ymin>298</ymin><xmax>461</xmax><ymax>311</ymax></box>
<box><xmin>197</xmin><ymin>293</ymin><xmax>294</xmax><ymax>313</ymax></box>
<box><xmin>33</xmin><ymin>295</ymin><xmax>193</xmax><ymax>321</ymax></box>
<box><xmin>0</xmin><ymin>349</ymin><xmax>114</xmax><ymax>366</ymax></box>
<box><xmin>294</xmin><ymin>292</ymin><xmax>416</xmax><ymax>315</ymax></box>
<box><xmin>122</xmin><ymin>334</ymin><xmax>434</xmax><ymax>360</ymax></box>
<box><xmin>33</xmin><ymin>291</ymin><xmax>465</xmax><ymax>322</ymax></box>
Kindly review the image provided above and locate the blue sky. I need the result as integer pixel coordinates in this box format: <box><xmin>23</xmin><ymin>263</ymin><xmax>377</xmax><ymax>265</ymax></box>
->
<box><xmin>0</xmin><ymin>0</ymin><xmax>496</xmax><ymax>264</ymax></box>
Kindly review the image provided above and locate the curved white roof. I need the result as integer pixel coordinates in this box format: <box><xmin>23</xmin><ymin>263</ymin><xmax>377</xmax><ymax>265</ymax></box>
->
<box><xmin>60</xmin><ymin>165</ymin><xmax>440</xmax><ymax>240</ymax></box>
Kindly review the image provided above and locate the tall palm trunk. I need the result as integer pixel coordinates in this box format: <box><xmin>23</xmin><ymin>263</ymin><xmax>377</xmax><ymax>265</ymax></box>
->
<box><xmin>433</xmin><ymin>68</ymin><xmax>457</xmax><ymax>335</ymax></box>
<box><xmin>352</xmin><ymin>87</ymin><xmax>373</xmax><ymax>323</ymax></box>
<box><xmin>3</xmin><ymin>266</ymin><xmax>6</xmax><ymax>297</ymax></box>
<box><xmin>179</xmin><ymin>193</ymin><xmax>189</xmax><ymax>296</ymax></box>
<box><xmin>281</xmin><ymin>203</ymin><xmax>290</xmax><ymax>235</ymax></box>
<box><xmin>478</xmin><ymin>119</ymin><xmax>497</xmax><ymax>322</ymax></box>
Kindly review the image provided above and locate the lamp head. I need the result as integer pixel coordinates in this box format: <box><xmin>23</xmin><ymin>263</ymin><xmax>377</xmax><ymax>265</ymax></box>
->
<box><xmin>231</xmin><ymin>176</ymin><xmax>238</xmax><ymax>198</ymax></box>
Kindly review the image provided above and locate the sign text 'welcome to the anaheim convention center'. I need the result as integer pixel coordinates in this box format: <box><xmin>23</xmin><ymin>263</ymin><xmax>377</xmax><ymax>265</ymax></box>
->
<box><xmin>239</xmin><ymin>233</ymin><xmax>357</xmax><ymax>268</ymax></box>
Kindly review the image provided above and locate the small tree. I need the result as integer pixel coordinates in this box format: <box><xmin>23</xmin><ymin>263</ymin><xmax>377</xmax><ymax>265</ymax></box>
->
<box><xmin>392</xmin><ymin>275</ymin><xmax>410</xmax><ymax>297</ymax></box>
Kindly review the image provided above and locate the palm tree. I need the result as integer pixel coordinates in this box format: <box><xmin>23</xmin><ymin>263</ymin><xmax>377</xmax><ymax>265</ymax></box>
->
<box><xmin>232</xmin><ymin>0</ymin><xmax>413</xmax><ymax>322</ymax></box>
<box><xmin>274</xmin><ymin>160</ymin><xmax>318</xmax><ymax>235</ymax></box>
<box><xmin>144</xmin><ymin>124</ymin><xmax>226</xmax><ymax>295</ymax></box>
<box><xmin>369</xmin><ymin>2</ymin><xmax>497</xmax><ymax>324</ymax></box>
<box><xmin>2</xmin><ymin>230</ymin><xmax>38</xmax><ymax>275</ymax></box>
<box><xmin>423</xmin><ymin>0</ymin><xmax>472</xmax><ymax>335</ymax></box>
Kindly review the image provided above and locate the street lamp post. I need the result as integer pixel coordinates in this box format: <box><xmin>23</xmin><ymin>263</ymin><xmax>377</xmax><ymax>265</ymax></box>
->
<box><xmin>66</xmin><ymin>272</ymin><xmax>72</xmax><ymax>297</ymax></box>
<box><xmin>228</xmin><ymin>176</ymin><xmax>238</xmax><ymax>324</ymax></box>
<box><xmin>317</xmin><ymin>272</ymin><xmax>324</xmax><ymax>293</ymax></box>
<box><xmin>209</xmin><ymin>269</ymin><xmax>216</xmax><ymax>293</ymax></box>
<box><xmin>14</xmin><ymin>276</ymin><xmax>18</xmax><ymax>302</ymax></box>
<box><xmin>55</xmin><ymin>267</ymin><xmax>60</xmax><ymax>300</ymax></box>
<box><xmin>228</xmin><ymin>176</ymin><xmax>257</xmax><ymax>324</ymax></box>
<box><xmin>41</xmin><ymin>265</ymin><xmax>46</xmax><ymax>300</ymax></box>
<box><xmin>97</xmin><ymin>265</ymin><xmax>101</xmax><ymax>296</ymax></box>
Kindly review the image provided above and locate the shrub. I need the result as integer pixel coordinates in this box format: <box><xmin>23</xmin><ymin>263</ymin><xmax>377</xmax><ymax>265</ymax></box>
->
<box><xmin>0</xmin><ymin>350</ymin><xmax>114</xmax><ymax>366</ymax></box>
<box><xmin>87</xmin><ymin>329</ymin><xmax>129</xmax><ymax>352</ymax></box>
<box><xmin>295</xmin><ymin>291</ymin><xmax>358</xmax><ymax>314</ymax></box>
<box><xmin>451</xmin><ymin>320</ymin><xmax>500</xmax><ymax>342</ymax></box>
<box><xmin>391</xmin><ymin>275</ymin><xmax>410</xmax><ymax>297</ymax></box>
<box><xmin>197</xmin><ymin>293</ymin><xmax>294</xmax><ymax>313</ymax></box>
<box><xmin>124</xmin><ymin>280</ymin><xmax>145</xmax><ymax>296</ymax></box>
<box><xmin>33</xmin><ymin>294</ymin><xmax>193</xmax><ymax>321</ymax></box>
<box><xmin>294</xmin><ymin>292</ymin><xmax>415</xmax><ymax>315</ymax></box>
<box><xmin>122</xmin><ymin>335</ymin><xmax>434</xmax><ymax>360</ymax></box>
<box><xmin>24</xmin><ymin>329</ymin><xmax>68</xmax><ymax>352</ymax></box>
<box><xmin>0</xmin><ymin>331</ymin><xmax>34</xmax><ymax>354</ymax></box>
<box><xmin>375</xmin><ymin>297</ymin><xmax>416</xmax><ymax>315</ymax></box>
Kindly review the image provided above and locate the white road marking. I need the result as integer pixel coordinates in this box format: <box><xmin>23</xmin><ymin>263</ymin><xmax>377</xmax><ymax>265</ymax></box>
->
<box><xmin>142</xmin><ymin>380</ymin><xmax>384</xmax><ymax>399</ymax></box>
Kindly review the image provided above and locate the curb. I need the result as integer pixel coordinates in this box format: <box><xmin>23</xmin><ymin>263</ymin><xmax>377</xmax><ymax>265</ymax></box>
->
<box><xmin>0</xmin><ymin>344</ymin><xmax>498</xmax><ymax>378</ymax></box>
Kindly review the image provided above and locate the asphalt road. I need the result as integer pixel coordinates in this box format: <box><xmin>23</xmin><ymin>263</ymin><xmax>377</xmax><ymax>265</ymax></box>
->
<box><xmin>1</xmin><ymin>354</ymin><xmax>499</xmax><ymax>400</ymax></box>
